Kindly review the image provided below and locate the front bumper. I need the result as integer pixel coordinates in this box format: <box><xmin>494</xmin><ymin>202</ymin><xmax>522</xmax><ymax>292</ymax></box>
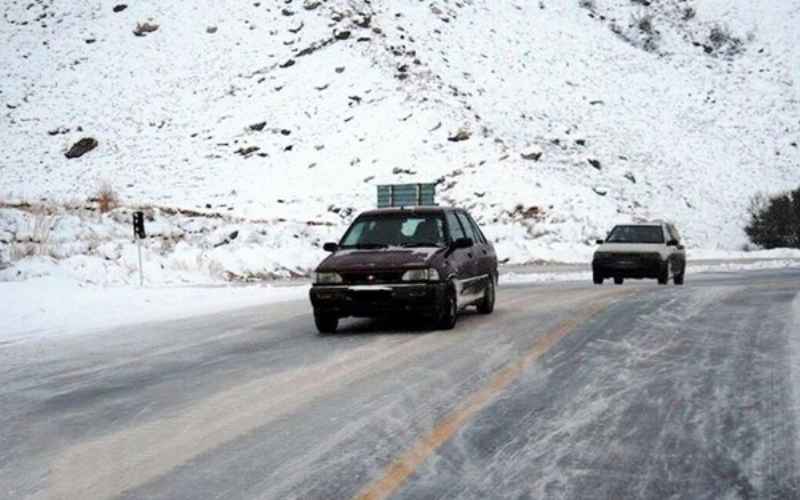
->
<box><xmin>309</xmin><ymin>282</ymin><xmax>447</xmax><ymax>318</ymax></box>
<box><xmin>593</xmin><ymin>255</ymin><xmax>664</xmax><ymax>279</ymax></box>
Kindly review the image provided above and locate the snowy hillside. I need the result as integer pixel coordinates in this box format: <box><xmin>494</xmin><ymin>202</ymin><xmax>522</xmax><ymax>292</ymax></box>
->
<box><xmin>1</xmin><ymin>0</ymin><xmax>798</xmax><ymax>283</ymax></box>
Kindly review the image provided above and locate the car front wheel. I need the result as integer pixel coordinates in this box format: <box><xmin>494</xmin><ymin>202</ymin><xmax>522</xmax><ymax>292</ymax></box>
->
<box><xmin>657</xmin><ymin>261</ymin><xmax>670</xmax><ymax>285</ymax></box>
<box><xmin>314</xmin><ymin>313</ymin><xmax>338</xmax><ymax>334</ymax></box>
<box><xmin>437</xmin><ymin>285</ymin><xmax>458</xmax><ymax>330</ymax></box>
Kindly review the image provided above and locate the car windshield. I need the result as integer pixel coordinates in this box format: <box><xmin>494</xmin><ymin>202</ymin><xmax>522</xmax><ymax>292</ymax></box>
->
<box><xmin>606</xmin><ymin>225</ymin><xmax>665</xmax><ymax>244</ymax></box>
<box><xmin>340</xmin><ymin>214</ymin><xmax>447</xmax><ymax>248</ymax></box>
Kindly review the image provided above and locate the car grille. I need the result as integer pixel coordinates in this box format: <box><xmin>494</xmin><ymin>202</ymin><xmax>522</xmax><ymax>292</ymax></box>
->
<box><xmin>598</xmin><ymin>252</ymin><xmax>660</xmax><ymax>261</ymax></box>
<box><xmin>341</xmin><ymin>271</ymin><xmax>405</xmax><ymax>285</ymax></box>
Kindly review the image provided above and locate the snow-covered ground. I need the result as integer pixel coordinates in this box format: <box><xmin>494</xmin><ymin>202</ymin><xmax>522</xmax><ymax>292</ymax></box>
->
<box><xmin>1</xmin><ymin>277</ymin><xmax>308</xmax><ymax>341</ymax></box>
<box><xmin>2</xmin><ymin>0</ymin><xmax>798</xmax><ymax>283</ymax></box>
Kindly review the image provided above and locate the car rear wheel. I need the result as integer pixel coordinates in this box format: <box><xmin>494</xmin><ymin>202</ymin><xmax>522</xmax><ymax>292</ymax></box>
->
<box><xmin>593</xmin><ymin>272</ymin><xmax>604</xmax><ymax>285</ymax></box>
<box><xmin>437</xmin><ymin>285</ymin><xmax>458</xmax><ymax>330</ymax></box>
<box><xmin>314</xmin><ymin>313</ymin><xmax>338</xmax><ymax>334</ymax></box>
<box><xmin>674</xmin><ymin>272</ymin><xmax>685</xmax><ymax>285</ymax></box>
<box><xmin>476</xmin><ymin>276</ymin><xmax>495</xmax><ymax>314</ymax></box>
<box><xmin>614</xmin><ymin>277</ymin><xmax>624</xmax><ymax>285</ymax></box>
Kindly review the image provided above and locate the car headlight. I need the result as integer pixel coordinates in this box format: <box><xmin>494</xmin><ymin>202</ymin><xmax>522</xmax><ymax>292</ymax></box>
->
<box><xmin>401</xmin><ymin>268</ymin><xmax>440</xmax><ymax>282</ymax></box>
<box><xmin>315</xmin><ymin>272</ymin><xmax>343</xmax><ymax>285</ymax></box>
<box><xmin>594</xmin><ymin>252</ymin><xmax>610</xmax><ymax>259</ymax></box>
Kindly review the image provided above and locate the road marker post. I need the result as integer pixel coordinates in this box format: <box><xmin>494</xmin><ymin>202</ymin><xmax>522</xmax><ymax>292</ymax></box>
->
<box><xmin>132</xmin><ymin>211</ymin><xmax>146</xmax><ymax>287</ymax></box>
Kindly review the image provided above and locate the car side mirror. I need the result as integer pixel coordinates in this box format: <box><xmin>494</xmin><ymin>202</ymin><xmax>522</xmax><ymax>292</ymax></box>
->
<box><xmin>667</xmin><ymin>239</ymin><xmax>679</xmax><ymax>247</ymax></box>
<box><xmin>596</xmin><ymin>239</ymin><xmax>604</xmax><ymax>245</ymax></box>
<box><xmin>322</xmin><ymin>242</ymin><xmax>339</xmax><ymax>252</ymax></box>
<box><xmin>452</xmin><ymin>237</ymin><xmax>474</xmax><ymax>249</ymax></box>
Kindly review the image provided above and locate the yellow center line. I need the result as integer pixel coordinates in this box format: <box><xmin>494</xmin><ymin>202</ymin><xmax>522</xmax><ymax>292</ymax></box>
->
<box><xmin>353</xmin><ymin>299</ymin><xmax>618</xmax><ymax>500</ymax></box>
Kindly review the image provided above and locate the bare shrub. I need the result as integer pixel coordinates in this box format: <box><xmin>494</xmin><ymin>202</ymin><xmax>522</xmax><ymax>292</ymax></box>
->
<box><xmin>10</xmin><ymin>243</ymin><xmax>35</xmax><ymax>260</ymax></box>
<box><xmin>11</xmin><ymin>210</ymin><xmax>55</xmax><ymax>260</ymax></box>
<box><xmin>94</xmin><ymin>182</ymin><xmax>119</xmax><ymax>213</ymax></box>
<box><xmin>682</xmin><ymin>6</ymin><xmax>696</xmax><ymax>21</ymax></box>
<box><xmin>578</xmin><ymin>0</ymin><xmax>595</xmax><ymax>9</ymax></box>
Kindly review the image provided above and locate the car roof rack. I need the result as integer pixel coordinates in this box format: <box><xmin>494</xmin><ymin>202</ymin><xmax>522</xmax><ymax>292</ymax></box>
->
<box><xmin>377</xmin><ymin>183</ymin><xmax>437</xmax><ymax>208</ymax></box>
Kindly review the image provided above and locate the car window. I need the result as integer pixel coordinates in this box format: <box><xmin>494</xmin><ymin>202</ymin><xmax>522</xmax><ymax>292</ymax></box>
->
<box><xmin>401</xmin><ymin>219</ymin><xmax>422</xmax><ymax>237</ymax></box>
<box><xmin>445</xmin><ymin>211</ymin><xmax>466</xmax><ymax>241</ymax></box>
<box><xmin>342</xmin><ymin>220</ymin><xmax>368</xmax><ymax>246</ymax></box>
<box><xmin>341</xmin><ymin>214</ymin><xmax>446</xmax><ymax>248</ymax></box>
<box><xmin>465</xmin><ymin>213</ymin><xmax>487</xmax><ymax>244</ymax></box>
<box><xmin>456</xmin><ymin>212</ymin><xmax>479</xmax><ymax>243</ymax></box>
<box><xmin>668</xmin><ymin>225</ymin><xmax>681</xmax><ymax>242</ymax></box>
<box><xmin>607</xmin><ymin>225</ymin><xmax>665</xmax><ymax>244</ymax></box>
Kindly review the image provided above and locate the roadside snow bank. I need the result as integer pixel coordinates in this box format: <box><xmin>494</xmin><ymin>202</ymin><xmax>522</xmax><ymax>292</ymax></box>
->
<box><xmin>688</xmin><ymin>248</ymin><xmax>800</xmax><ymax>261</ymax></box>
<box><xmin>3</xmin><ymin>205</ymin><xmax>800</xmax><ymax>286</ymax></box>
<box><xmin>1</xmin><ymin>277</ymin><xmax>308</xmax><ymax>340</ymax></box>
<box><xmin>0</xmin><ymin>206</ymin><xmax>337</xmax><ymax>285</ymax></box>
<box><xmin>502</xmin><ymin>271</ymin><xmax>593</xmax><ymax>285</ymax></box>
<box><xmin>501</xmin><ymin>259</ymin><xmax>800</xmax><ymax>285</ymax></box>
<box><xmin>688</xmin><ymin>260</ymin><xmax>800</xmax><ymax>274</ymax></box>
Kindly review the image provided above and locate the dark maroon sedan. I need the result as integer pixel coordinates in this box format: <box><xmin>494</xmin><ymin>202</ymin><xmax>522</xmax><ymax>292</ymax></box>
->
<box><xmin>309</xmin><ymin>207</ymin><xmax>498</xmax><ymax>333</ymax></box>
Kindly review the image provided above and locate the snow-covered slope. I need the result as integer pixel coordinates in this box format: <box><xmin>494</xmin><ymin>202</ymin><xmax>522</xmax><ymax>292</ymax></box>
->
<box><xmin>1</xmin><ymin>0</ymin><xmax>798</xmax><ymax>282</ymax></box>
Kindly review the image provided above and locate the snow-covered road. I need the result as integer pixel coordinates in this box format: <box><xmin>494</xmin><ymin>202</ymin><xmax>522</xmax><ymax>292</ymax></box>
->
<box><xmin>1</xmin><ymin>269</ymin><xmax>799</xmax><ymax>499</ymax></box>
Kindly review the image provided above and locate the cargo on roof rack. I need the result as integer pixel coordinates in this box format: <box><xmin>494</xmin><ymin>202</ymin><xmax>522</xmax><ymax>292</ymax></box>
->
<box><xmin>377</xmin><ymin>183</ymin><xmax>436</xmax><ymax>208</ymax></box>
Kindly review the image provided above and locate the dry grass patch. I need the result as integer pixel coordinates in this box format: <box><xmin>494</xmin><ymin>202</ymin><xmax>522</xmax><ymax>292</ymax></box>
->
<box><xmin>93</xmin><ymin>182</ymin><xmax>120</xmax><ymax>213</ymax></box>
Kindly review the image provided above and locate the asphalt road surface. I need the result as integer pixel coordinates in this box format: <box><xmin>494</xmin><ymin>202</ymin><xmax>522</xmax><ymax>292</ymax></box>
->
<box><xmin>2</xmin><ymin>268</ymin><xmax>800</xmax><ymax>500</ymax></box>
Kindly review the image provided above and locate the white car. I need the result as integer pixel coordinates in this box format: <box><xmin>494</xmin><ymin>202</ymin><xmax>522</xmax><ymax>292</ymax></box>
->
<box><xmin>592</xmin><ymin>222</ymin><xmax>687</xmax><ymax>285</ymax></box>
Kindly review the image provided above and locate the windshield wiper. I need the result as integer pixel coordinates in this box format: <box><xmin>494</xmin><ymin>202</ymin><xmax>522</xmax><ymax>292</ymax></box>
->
<box><xmin>401</xmin><ymin>242</ymin><xmax>444</xmax><ymax>248</ymax></box>
<box><xmin>348</xmin><ymin>243</ymin><xmax>389</xmax><ymax>249</ymax></box>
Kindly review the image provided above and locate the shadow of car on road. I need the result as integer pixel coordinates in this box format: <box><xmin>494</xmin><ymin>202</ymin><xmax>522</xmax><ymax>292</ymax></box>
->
<box><xmin>319</xmin><ymin>311</ymin><xmax>484</xmax><ymax>337</ymax></box>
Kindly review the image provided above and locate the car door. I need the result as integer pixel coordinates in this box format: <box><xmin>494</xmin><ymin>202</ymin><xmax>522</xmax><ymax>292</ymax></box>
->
<box><xmin>455</xmin><ymin>211</ymin><xmax>484</xmax><ymax>303</ymax></box>
<box><xmin>464</xmin><ymin>211</ymin><xmax>496</xmax><ymax>283</ymax></box>
<box><xmin>444</xmin><ymin>210</ymin><xmax>475</xmax><ymax>307</ymax></box>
